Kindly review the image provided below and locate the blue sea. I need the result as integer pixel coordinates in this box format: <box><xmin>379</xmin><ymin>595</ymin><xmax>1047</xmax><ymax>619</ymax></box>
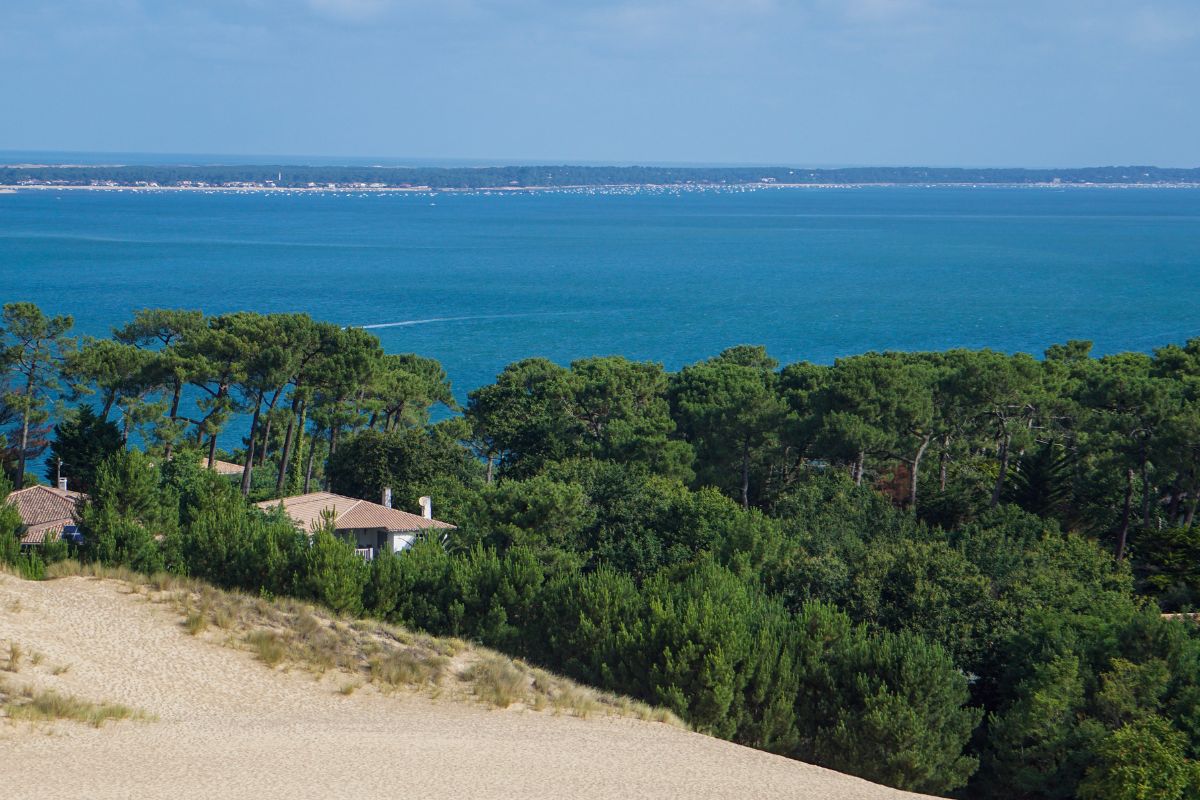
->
<box><xmin>2</xmin><ymin>186</ymin><xmax>1199</xmax><ymax>402</ymax></box>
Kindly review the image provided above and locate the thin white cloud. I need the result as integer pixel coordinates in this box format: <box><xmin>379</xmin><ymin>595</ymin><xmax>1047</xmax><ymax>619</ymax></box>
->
<box><xmin>1127</xmin><ymin>6</ymin><xmax>1200</xmax><ymax>48</ymax></box>
<box><xmin>836</xmin><ymin>0</ymin><xmax>927</xmax><ymax>24</ymax></box>
<box><xmin>307</xmin><ymin>0</ymin><xmax>392</xmax><ymax>21</ymax></box>
<box><xmin>575</xmin><ymin>0</ymin><xmax>783</xmax><ymax>51</ymax></box>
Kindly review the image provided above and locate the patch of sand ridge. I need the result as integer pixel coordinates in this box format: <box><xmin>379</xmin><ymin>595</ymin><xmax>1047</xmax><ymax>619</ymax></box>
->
<box><xmin>0</xmin><ymin>574</ymin><xmax>939</xmax><ymax>799</ymax></box>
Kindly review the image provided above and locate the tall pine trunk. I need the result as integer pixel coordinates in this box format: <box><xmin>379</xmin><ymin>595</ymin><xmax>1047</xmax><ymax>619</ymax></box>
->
<box><xmin>240</xmin><ymin>401</ymin><xmax>262</xmax><ymax>496</ymax></box>
<box><xmin>304</xmin><ymin>436</ymin><xmax>317</xmax><ymax>494</ymax></box>
<box><xmin>16</xmin><ymin>411</ymin><xmax>31</xmax><ymax>490</ymax></box>
<box><xmin>258</xmin><ymin>417</ymin><xmax>272</xmax><ymax>467</ymax></box>
<box><xmin>740</xmin><ymin>440</ymin><xmax>751</xmax><ymax>510</ymax></box>
<box><xmin>14</xmin><ymin>368</ymin><xmax>39</xmax><ymax>489</ymax></box>
<box><xmin>292</xmin><ymin>404</ymin><xmax>308</xmax><ymax>491</ymax></box>
<box><xmin>938</xmin><ymin>435</ymin><xmax>950</xmax><ymax>493</ymax></box>
<box><xmin>275</xmin><ymin>398</ymin><xmax>303</xmax><ymax>494</ymax></box>
<box><xmin>1140</xmin><ymin>456</ymin><xmax>1152</xmax><ymax>529</ymax></box>
<box><xmin>990</xmin><ymin>433</ymin><xmax>1012</xmax><ymax>508</ymax></box>
<box><xmin>1116</xmin><ymin>467</ymin><xmax>1135</xmax><ymax>561</ymax></box>
<box><xmin>164</xmin><ymin>380</ymin><xmax>183</xmax><ymax>461</ymax></box>
<box><xmin>909</xmin><ymin>434</ymin><xmax>932</xmax><ymax>509</ymax></box>
<box><xmin>1167</xmin><ymin>491</ymin><xmax>1182</xmax><ymax>527</ymax></box>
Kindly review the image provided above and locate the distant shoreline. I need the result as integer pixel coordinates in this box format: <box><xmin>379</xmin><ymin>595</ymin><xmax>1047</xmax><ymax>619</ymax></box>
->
<box><xmin>3</xmin><ymin>163</ymin><xmax>1198</xmax><ymax>193</ymax></box>
<box><xmin>5</xmin><ymin>181</ymin><xmax>1200</xmax><ymax>194</ymax></box>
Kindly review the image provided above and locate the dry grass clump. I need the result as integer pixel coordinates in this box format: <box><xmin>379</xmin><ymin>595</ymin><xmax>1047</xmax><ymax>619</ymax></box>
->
<box><xmin>44</xmin><ymin>560</ymin><xmax>142</xmax><ymax>584</ymax></box>
<box><xmin>0</xmin><ymin>677</ymin><xmax>150</xmax><ymax>728</ymax></box>
<box><xmin>414</xmin><ymin>631</ymin><xmax>466</xmax><ymax>658</ymax></box>
<box><xmin>458</xmin><ymin>656</ymin><xmax>676</xmax><ymax>722</ymax></box>
<box><xmin>174</xmin><ymin>587</ymin><xmax>364</xmax><ymax>678</ymax></box>
<box><xmin>467</xmin><ymin>656</ymin><xmax>529</xmax><ymax>708</ymax></box>
<box><xmin>539</xmin><ymin>678</ymin><xmax>600</xmax><ymax>717</ymax></box>
<box><xmin>245</xmin><ymin>630</ymin><xmax>286</xmax><ymax>667</ymax></box>
<box><xmin>4</xmin><ymin>641</ymin><xmax>21</xmax><ymax>673</ymax></box>
<box><xmin>370</xmin><ymin>649</ymin><xmax>449</xmax><ymax>690</ymax></box>
<box><xmin>5</xmin><ymin>562</ymin><xmax>684</xmax><ymax>727</ymax></box>
<box><xmin>183</xmin><ymin>611</ymin><xmax>208</xmax><ymax>636</ymax></box>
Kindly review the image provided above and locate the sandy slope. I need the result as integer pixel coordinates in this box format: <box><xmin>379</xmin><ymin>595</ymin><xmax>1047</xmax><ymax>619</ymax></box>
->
<box><xmin>0</xmin><ymin>575</ymin><xmax>937</xmax><ymax>800</ymax></box>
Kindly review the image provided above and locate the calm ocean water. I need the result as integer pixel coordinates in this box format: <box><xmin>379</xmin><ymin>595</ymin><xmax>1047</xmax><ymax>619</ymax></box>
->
<box><xmin>2</xmin><ymin>186</ymin><xmax>1199</xmax><ymax>400</ymax></box>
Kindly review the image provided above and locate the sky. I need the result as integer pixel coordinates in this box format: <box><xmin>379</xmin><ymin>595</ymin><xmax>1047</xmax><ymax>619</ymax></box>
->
<box><xmin>2</xmin><ymin>1</ymin><xmax>1198</xmax><ymax>166</ymax></box>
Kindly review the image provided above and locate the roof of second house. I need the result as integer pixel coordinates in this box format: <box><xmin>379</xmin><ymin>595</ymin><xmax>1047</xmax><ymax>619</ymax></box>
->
<box><xmin>255</xmin><ymin>492</ymin><xmax>455</xmax><ymax>533</ymax></box>
<box><xmin>5</xmin><ymin>485</ymin><xmax>85</xmax><ymax>545</ymax></box>
<box><xmin>203</xmin><ymin>457</ymin><xmax>244</xmax><ymax>476</ymax></box>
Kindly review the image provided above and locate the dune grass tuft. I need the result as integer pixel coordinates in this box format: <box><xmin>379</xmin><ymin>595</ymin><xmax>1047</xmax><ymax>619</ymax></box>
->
<box><xmin>1</xmin><ymin>680</ymin><xmax>150</xmax><ymax>728</ymax></box>
<box><xmin>245</xmin><ymin>630</ymin><xmax>286</xmax><ymax>667</ymax></box>
<box><xmin>183</xmin><ymin>611</ymin><xmax>208</xmax><ymax>636</ymax></box>
<box><xmin>4</xmin><ymin>641</ymin><xmax>21</xmax><ymax>673</ymax></box>
<box><xmin>467</xmin><ymin>656</ymin><xmax>529</xmax><ymax>708</ymax></box>
<box><xmin>3</xmin><ymin>562</ymin><xmax>685</xmax><ymax>729</ymax></box>
<box><xmin>369</xmin><ymin>649</ymin><xmax>448</xmax><ymax>690</ymax></box>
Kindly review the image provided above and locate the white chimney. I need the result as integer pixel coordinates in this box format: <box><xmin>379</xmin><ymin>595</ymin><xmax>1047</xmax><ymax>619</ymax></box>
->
<box><xmin>58</xmin><ymin>478</ymin><xmax>68</xmax><ymax>492</ymax></box>
<box><xmin>382</xmin><ymin>487</ymin><xmax>393</xmax><ymax>509</ymax></box>
<box><xmin>418</xmin><ymin>496</ymin><xmax>432</xmax><ymax>520</ymax></box>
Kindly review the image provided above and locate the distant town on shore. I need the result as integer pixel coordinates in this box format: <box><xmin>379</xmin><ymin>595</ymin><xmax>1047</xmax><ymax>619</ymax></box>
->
<box><xmin>2</xmin><ymin>163</ymin><xmax>1199</xmax><ymax>191</ymax></box>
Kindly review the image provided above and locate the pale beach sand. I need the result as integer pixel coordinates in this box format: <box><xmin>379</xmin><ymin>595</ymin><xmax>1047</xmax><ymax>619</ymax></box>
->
<box><xmin>0</xmin><ymin>574</ymin><xmax>937</xmax><ymax>800</ymax></box>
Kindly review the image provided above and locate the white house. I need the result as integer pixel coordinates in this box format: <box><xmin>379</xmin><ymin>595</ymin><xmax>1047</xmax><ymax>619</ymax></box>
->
<box><xmin>5</xmin><ymin>482</ymin><xmax>84</xmax><ymax>548</ymax></box>
<box><xmin>256</xmin><ymin>491</ymin><xmax>455</xmax><ymax>559</ymax></box>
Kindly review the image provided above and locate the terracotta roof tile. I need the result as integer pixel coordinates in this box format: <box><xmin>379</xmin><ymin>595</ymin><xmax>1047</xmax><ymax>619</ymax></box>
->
<box><xmin>203</xmin><ymin>457</ymin><xmax>244</xmax><ymax>476</ymax></box>
<box><xmin>6</xmin><ymin>485</ymin><xmax>84</xmax><ymax>545</ymax></box>
<box><xmin>255</xmin><ymin>492</ymin><xmax>455</xmax><ymax>533</ymax></box>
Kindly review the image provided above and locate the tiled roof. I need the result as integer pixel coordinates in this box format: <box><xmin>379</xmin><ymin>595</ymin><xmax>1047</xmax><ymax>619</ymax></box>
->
<box><xmin>20</xmin><ymin>521</ymin><xmax>70</xmax><ymax>546</ymax></box>
<box><xmin>6</xmin><ymin>485</ymin><xmax>84</xmax><ymax>545</ymax></box>
<box><xmin>256</xmin><ymin>492</ymin><xmax>455</xmax><ymax>533</ymax></box>
<box><xmin>203</xmin><ymin>457</ymin><xmax>244</xmax><ymax>476</ymax></box>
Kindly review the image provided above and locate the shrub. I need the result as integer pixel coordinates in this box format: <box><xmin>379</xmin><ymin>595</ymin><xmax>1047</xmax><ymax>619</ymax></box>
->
<box><xmin>1079</xmin><ymin>717</ymin><xmax>1200</xmax><ymax>800</ymax></box>
<box><xmin>0</xmin><ymin>478</ymin><xmax>23</xmax><ymax>566</ymax></box>
<box><xmin>5</xmin><ymin>641</ymin><xmax>22</xmax><ymax>672</ymax></box>
<box><xmin>369</xmin><ymin>649</ymin><xmax>447</xmax><ymax>689</ymax></box>
<box><xmin>2</xmin><ymin>684</ymin><xmax>145</xmax><ymax>727</ymax></box>
<box><xmin>44</xmin><ymin>406</ymin><xmax>122</xmax><ymax>493</ymax></box>
<box><xmin>467</xmin><ymin>656</ymin><xmax>528</xmax><ymax>708</ymax></box>
<box><xmin>15</xmin><ymin>552</ymin><xmax>45</xmax><ymax>581</ymax></box>
<box><xmin>82</xmin><ymin>449</ymin><xmax>175</xmax><ymax>573</ymax></box>
<box><xmin>301</xmin><ymin>528</ymin><xmax>367</xmax><ymax>617</ymax></box>
<box><xmin>183</xmin><ymin>611</ymin><xmax>207</xmax><ymax>635</ymax></box>
<box><xmin>245</xmin><ymin>631</ymin><xmax>285</xmax><ymax>667</ymax></box>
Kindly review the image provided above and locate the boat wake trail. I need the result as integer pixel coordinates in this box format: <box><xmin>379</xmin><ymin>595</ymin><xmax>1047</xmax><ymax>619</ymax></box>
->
<box><xmin>359</xmin><ymin>312</ymin><xmax>575</xmax><ymax>329</ymax></box>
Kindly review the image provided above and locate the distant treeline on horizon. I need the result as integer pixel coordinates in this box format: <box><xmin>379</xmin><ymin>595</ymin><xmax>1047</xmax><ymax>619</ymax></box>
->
<box><xmin>2</xmin><ymin>163</ymin><xmax>1199</xmax><ymax>188</ymax></box>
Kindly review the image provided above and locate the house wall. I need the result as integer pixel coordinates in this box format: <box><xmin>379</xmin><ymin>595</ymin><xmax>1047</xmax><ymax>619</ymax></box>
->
<box><xmin>332</xmin><ymin>527</ymin><xmax>422</xmax><ymax>556</ymax></box>
<box><xmin>338</xmin><ymin>528</ymin><xmax>388</xmax><ymax>552</ymax></box>
<box><xmin>390</xmin><ymin>533</ymin><xmax>417</xmax><ymax>553</ymax></box>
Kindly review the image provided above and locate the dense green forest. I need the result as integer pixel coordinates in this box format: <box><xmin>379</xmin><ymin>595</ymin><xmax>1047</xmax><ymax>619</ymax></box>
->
<box><xmin>4</xmin><ymin>301</ymin><xmax>1200</xmax><ymax>798</ymax></box>
<box><xmin>2</xmin><ymin>164</ymin><xmax>1198</xmax><ymax>189</ymax></box>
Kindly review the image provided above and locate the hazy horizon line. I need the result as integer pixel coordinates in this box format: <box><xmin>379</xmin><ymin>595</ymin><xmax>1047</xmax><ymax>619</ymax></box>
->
<box><xmin>1</xmin><ymin>150</ymin><xmax>1195</xmax><ymax>171</ymax></box>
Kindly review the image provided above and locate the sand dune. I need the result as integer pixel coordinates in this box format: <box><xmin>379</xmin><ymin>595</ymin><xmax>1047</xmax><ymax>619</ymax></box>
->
<box><xmin>0</xmin><ymin>574</ymin><xmax>937</xmax><ymax>800</ymax></box>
